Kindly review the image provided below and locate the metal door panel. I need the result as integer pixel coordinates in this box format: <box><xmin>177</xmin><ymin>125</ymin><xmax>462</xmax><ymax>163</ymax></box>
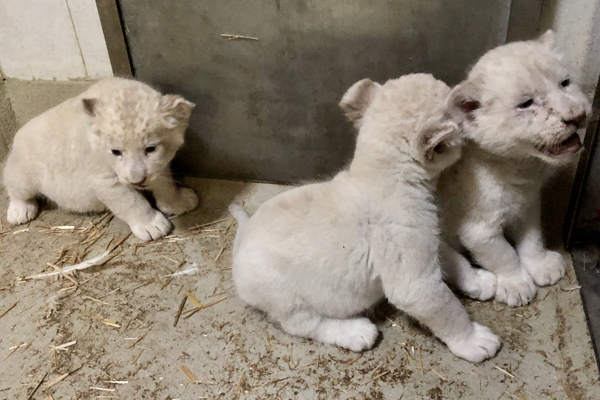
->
<box><xmin>118</xmin><ymin>0</ymin><xmax>516</xmax><ymax>182</ymax></box>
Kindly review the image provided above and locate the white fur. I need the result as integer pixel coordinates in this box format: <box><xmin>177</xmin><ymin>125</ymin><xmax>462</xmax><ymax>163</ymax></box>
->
<box><xmin>439</xmin><ymin>31</ymin><xmax>591</xmax><ymax>306</ymax></box>
<box><xmin>3</xmin><ymin>77</ymin><xmax>198</xmax><ymax>241</ymax></box>
<box><xmin>229</xmin><ymin>74</ymin><xmax>500</xmax><ymax>363</ymax></box>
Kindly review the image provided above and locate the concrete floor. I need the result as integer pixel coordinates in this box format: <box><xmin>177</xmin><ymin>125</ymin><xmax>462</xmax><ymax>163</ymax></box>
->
<box><xmin>0</xmin><ymin>178</ymin><xmax>599</xmax><ymax>400</ymax></box>
<box><xmin>1</xmin><ymin>79</ymin><xmax>599</xmax><ymax>399</ymax></box>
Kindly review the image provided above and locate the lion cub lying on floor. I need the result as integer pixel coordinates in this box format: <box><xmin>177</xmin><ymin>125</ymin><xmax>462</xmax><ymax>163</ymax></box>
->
<box><xmin>439</xmin><ymin>31</ymin><xmax>591</xmax><ymax>306</ymax></box>
<box><xmin>3</xmin><ymin>78</ymin><xmax>198</xmax><ymax>241</ymax></box>
<box><xmin>229</xmin><ymin>74</ymin><xmax>500</xmax><ymax>362</ymax></box>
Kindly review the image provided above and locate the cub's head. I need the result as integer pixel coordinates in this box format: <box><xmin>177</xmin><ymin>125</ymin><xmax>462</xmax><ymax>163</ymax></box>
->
<box><xmin>83</xmin><ymin>78</ymin><xmax>194</xmax><ymax>188</ymax></box>
<box><xmin>340</xmin><ymin>73</ymin><xmax>462</xmax><ymax>176</ymax></box>
<box><xmin>448</xmin><ymin>30</ymin><xmax>591</xmax><ymax>164</ymax></box>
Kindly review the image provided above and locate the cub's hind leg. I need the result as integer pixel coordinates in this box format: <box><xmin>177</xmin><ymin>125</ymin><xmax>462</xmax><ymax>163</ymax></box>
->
<box><xmin>277</xmin><ymin>310</ymin><xmax>379</xmax><ymax>352</ymax></box>
<box><xmin>3</xmin><ymin>161</ymin><xmax>39</xmax><ymax>225</ymax></box>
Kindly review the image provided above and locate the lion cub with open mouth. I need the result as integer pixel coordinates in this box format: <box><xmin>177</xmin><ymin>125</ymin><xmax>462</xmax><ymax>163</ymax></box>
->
<box><xmin>229</xmin><ymin>74</ymin><xmax>500</xmax><ymax>362</ymax></box>
<box><xmin>3</xmin><ymin>78</ymin><xmax>198</xmax><ymax>241</ymax></box>
<box><xmin>439</xmin><ymin>31</ymin><xmax>591</xmax><ymax>306</ymax></box>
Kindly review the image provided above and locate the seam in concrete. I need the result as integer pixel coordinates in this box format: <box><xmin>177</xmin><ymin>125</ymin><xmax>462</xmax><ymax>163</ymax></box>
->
<box><xmin>65</xmin><ymin>0</ymin><xmax>89</xmax><ymax>78</ymax></box>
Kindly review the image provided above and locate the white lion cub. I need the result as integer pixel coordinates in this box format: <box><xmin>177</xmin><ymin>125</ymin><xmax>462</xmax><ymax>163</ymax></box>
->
<box><xmin>229</xmin><ymin>74</ymin><xmax>501</xmax><ymax>362</ymax></box>
<box><xmin>3</xmin><ymin>77</ymin><xmax>198</xmax><ymax>241</ymax></box>
<box><xmin>439</xmin><ymin>31</ymin><xmax>591</xmax><ymax>306</ymax></box>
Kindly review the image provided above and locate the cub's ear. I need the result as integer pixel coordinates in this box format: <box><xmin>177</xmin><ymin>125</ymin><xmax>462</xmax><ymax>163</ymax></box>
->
<box><xmin>420</xmin><ymin>119</ymin><xmax>461</xmax><ymax>161</ymax></box>
<box><xmin>339</xmin><ymin>78</ymin><xmax>381</xmax><ymax>129</ymax></box>
<box><xmin>160</xmin><ymin>94</ymin><xmax>195</xmax><ymax>128</ymax></box>
<box><xmin>446</xmin><ymin>82</ymin><xmax>481</xmax><ymax>124</ymax></box>
<box><xmin>82</xmin><ymin>98</ymin><xmax>97</xmax><ymax>116</ymax></box>
<box><xmin>537</xmin><ymin>29</ymin><xmax>555</xmax><ymax>49</ymax></box>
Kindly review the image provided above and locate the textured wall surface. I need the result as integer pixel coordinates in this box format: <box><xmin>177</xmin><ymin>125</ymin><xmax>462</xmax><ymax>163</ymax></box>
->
<box><xmin>0</xmin><ymin>82</ymin><xmax>17</xmax><ymax>162</ymax></box>
<box><xmin>541</xmin><ymin>0</ymin><xmax>600</xmax><ymax>97</ymax></box>
<box><xmin>0</xmin><ymin>0</ymin><xmax>112</xmax><ymax>80</ymax></box>
<box><xmin>120</xmin><ymin>0</ymin><xmax>516</xmax><ymax>182</ymax></box>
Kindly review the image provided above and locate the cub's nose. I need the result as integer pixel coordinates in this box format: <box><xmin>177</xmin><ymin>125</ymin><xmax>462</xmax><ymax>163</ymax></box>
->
<box><xmin>564</xmin><ymin>112</ymin><xmax>586</xmax><ymax>128</ymax></box>
<box><xmin>131</xmin><ymin>177</ymin><xmax>147</xmax><ymax>186</ymax></box>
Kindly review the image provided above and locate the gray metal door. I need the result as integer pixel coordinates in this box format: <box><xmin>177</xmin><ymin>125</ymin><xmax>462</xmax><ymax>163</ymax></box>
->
<box><xmin>116</xmin><ymin>0</ymin><xmax>541</xmax><ymax>183</ymax></box>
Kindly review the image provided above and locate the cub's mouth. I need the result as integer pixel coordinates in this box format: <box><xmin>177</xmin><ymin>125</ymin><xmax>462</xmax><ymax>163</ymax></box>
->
<box><xmin>536</xmin><ymin>133</ymin><xmax>582</xmax><ymax>157</ymax></box>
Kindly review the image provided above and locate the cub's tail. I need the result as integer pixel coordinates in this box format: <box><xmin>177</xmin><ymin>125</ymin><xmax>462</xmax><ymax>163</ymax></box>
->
<box><xmin>228</xmin><ymin>204</ymin><xmax>250</xmax><ymax>227</ymax></box>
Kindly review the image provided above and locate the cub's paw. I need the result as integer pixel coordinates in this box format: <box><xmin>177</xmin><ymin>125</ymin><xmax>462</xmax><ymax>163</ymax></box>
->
<box><xmin>156</xmin><ymin>187</ymin><xmax>199</xmax><ymax>216</ymax></box>
<box><xmin>495</xmin><ymin>269</ymin><xmax>537</xmax><ymax>307</ymax></box>
<box><xmin>130</xmin><ymin>211</ymin><xmax>171</xmax><ymax>241</ymax></box>
<box><xmin>460</xmin><ymin>269</ymin><xmax>497</xmax><ymax>301</ymax></box>
<box><xmin>521</xmin><ymin>251</ymin><xmax>566</xmax><ymax>287</ymax></box>
<box><xmin>334</xmin><ymin>318</ymin><xmax>379</xmax><ymax>352</ymax></box>
<box><xmin>446</xmin><ymin>322</ymin><xmax>501</xmax><ymax>363</ymax></box>
<box><xmin>7</xmin><ymin>199</ymin><xmax>38</xmax><ymax>225</ymax></box>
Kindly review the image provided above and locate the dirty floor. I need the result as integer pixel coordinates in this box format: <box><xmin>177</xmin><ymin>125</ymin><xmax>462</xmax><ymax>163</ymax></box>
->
<box><xmin>0</xmin><ymin>178</ymin><xmax>599</xmax><ymax>400</ymax></box>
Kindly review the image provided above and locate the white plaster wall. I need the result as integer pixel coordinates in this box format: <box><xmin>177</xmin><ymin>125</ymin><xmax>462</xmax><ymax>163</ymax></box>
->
<box><xmin>0</xmin><ymin>0</ymin><xmax>112</xmax><ymax>80</ymax></box>
<box><xmin>0</xmin><ymin>0</ymin><xmax>597</xmax><ymax>90</ymax></box>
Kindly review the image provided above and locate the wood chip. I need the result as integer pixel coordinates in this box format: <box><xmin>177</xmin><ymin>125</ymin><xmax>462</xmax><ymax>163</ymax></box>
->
<box><xmin>221</xmin><ymin>34</ymin><xmax>259</xmax><ymax>41</ymax></box>
<box><xmin>45</xmin><ymin>366</ymin><xmax>81</xmax><ymax>389</ymax></box>
<box><xmin>183</xmin><ymin>296</ymin><xmax>227</xmax><ymax>319</ymax></box>
<box><xmin>560</xmin><ymin>285</ymin><xmax>581</xmax><ymax>292</ymax></box>
<box><xmin>83</xmin><ymin>296</ymin><xmax>109</xmax><ymax>305</ymax></box>
<box><xmin>50</xmin><ymin>340</ymin><xmax>77</xmax><ymax>351</ymax></box>
<box><xmin>4</xmin><ymin>342</ymin><xmax>26</xmax><ymax>360</ymax></box>
<box><xmin>103</xmin><ymin>319</ymin><xmax>121</xmax><ymax>328</ymax></box>
<box><xmin>90</xmin><ymin>387</ymin><xmax>116</xmax><ymax>392</ymax></box>
<box><xmin>185</xmin><ymin>290</ymin><xmax>202</xmax><ymax>308</ymax></box>
<box><xmin>0</xmin><ymin>302</ymin><xmax>18</xmax><ymax>319</ymax></box>
<box><xmin>362</xmin><ymin>370</ymin><xmax>390</xmax><ymax>385</ymax></box>
<box><xmin>128</xmin><ymin>333</ymin><xmax>145</xmax><ymax>349</ymax></box>
<box><xmin>213</xmin><ymin>247</ymin><xmax>225</xmax><ymax>264</ymax></box>
<box><xmin>178</xmin><ymin>365</ymin><xmax>199</xmax><ymax>383</ymax></box>
<box><xmin>431</xmin><ymin>368</ymin><xmax>447</xmax><ymax>381</ymax></box>
<box><xmin>418</xmin><ymin>347</ymin><xmax>424</xmax><ymax>375</ymax></box>
<box><xmin>27</xmin><ymin>372</ymin><xmax>48</xmax><ymax>400</ymax></box>
<box><xmin>234</xmin><ymin>370</ymin><xmax>246</xmax><ymax>397</ymax></box>
<box><xmin>495</xmin><ymin>365</ymin><xmax>515</xmax><ymax>378</ymax></box>
<box><xmin>106</xmin><ymin>233</ymin><xmax>131</xmax><ymax>253</ymax></box>
<box><xmin>173</xmin><ymin>295</ymin><xmax>187</xmax><ymax>327</ymax></box>
<box><xmin>186</xmin><ymin>218</ymin><xmax>230</xmax><ymax>231</ymax></box>
<box><xmin>345</xmin><ymin>354</ymin><xmax>362</xmax><ymax>366</ymax></box>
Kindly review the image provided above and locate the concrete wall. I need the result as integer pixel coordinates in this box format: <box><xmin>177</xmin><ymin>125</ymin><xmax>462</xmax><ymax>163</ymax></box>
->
<box><xmin>0</xmin><ymin>0</ymin><xmax>112</xmax><ymax>80</ymax></box>
<box><xmin>0</xmin><ymin>0</ymin><xmax>598</xmax><ymax>165</ymax></box>
<box><xmin>541</xmin><ymin>0</ymin><xmax>600</xmax><ymax>98</ymax></box>
<box><xmin>0</xmin><ymin>83</ymin><xmax>17</xmax><ymax>161</ymax></box>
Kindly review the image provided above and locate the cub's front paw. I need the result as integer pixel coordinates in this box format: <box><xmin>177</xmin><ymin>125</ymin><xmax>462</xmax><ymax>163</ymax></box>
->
<box><xmin>460</xmin><ymin>268</ymin><xmax>497</xmax><ymax>301</ymax></box>
<box><xmin>156</xmin><ymin>187</ymin><xmax>199</xmax><ymax>217</ymax></box>
<box><xmin>7</xmin><ymin>199</ymin><xmax>38</xmax><ymax>225</ymax></box>
<box><xmin>495</xmin><ymin>269</ymin><xmax>537</xmax><ymax>307</ymax></box>
<box><xmin>130</xmin><ymin>211</ymin><xmax>171</xmax><ymax>241</ymax></box>
<box><xmin>521</xmin><ymin>251</ymin><xmax>566</xmax><ymax>287</ymax></box>
<box><xmin>446</xmin><ymin>322</ymin><xmax>501</xmax><ymax>363</ymax></box>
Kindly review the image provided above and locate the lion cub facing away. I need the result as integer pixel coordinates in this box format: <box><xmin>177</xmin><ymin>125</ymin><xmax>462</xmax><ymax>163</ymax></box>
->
<box><xmin>229</xmin><ymin>74</ymin><xmax>501</xmax><ymax>362</ymax></box>
<box><xmin>3</xmin><ymin>78</ymin><xmax>198</xmax><ymax>241</ymax></box>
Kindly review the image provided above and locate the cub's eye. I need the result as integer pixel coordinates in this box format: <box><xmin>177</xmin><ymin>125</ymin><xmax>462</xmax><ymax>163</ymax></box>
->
<box><xmin>111</xmin><ymin>149</ymin><xmax>122</xmax><ymax>156</ymax></box>
<box><xmin>561</xmin><ymin>79</ymin><xmax>571</xmax><ymax>88</ymax></box>
<box><xmin>145</xmin><ymin>146</ymin><xmax>156</xmax><ymax>154</ymax></box>
<box><xmin>518</xmin><ymin>99</ymin><xmax>534</xmax><ymax>109</ymax></box>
